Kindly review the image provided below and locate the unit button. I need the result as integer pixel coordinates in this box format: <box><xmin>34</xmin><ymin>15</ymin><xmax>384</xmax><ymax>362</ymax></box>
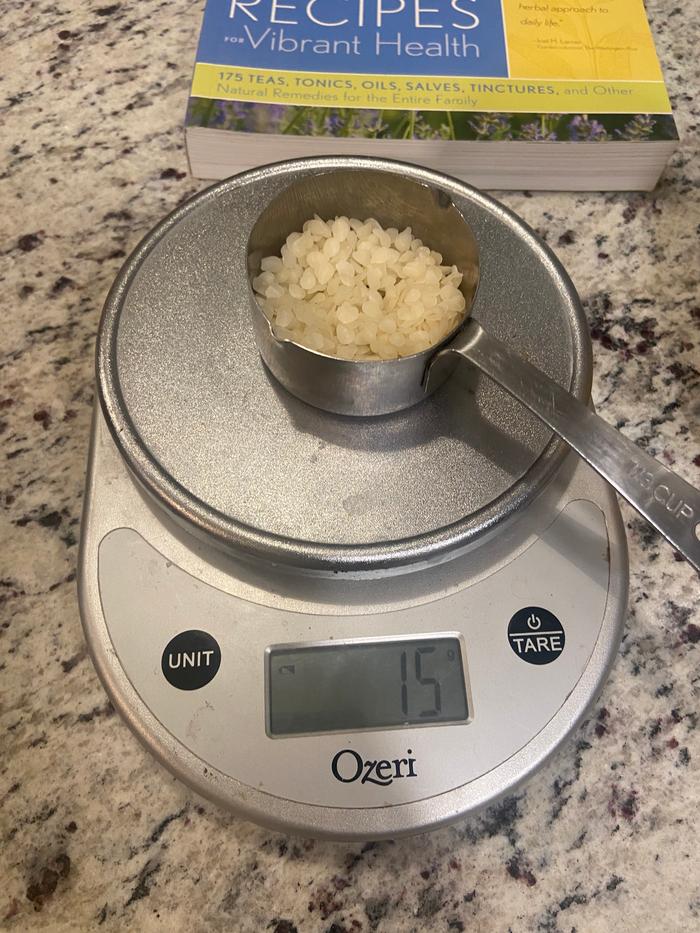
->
<box><xmin>508</xmin><ymin>607</ymin><xmax>565</xmax><ymax>665</ymax></box>
<box><xmin>161</xmin><ymin>630</ymin><xmax>221</xmax><ymax>690</ymax></box>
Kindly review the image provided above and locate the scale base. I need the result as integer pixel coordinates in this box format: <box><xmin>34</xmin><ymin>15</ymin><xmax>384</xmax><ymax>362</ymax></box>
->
<box><xmin>79</xmin><ymin>412</ymin><xmax>628</xmax><ymax>839</ymax></box>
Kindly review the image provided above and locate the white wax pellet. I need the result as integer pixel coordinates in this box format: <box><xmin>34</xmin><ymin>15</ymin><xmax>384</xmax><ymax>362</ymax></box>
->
<box><xmin>323</xmin><ymin>238</ymin><xmax>341</xmax><ymax>258</ymax></box>
<box><xmin>315</xmin><ymin>260</ymin><xmax>334</xmax><ymax>285</ymax></box>
<box><xmin>300</xmin><ymin>269</ymin><xmax>317</xmax><ymax>290</ymax></box>
<box><xmin>275</xmin><ymin>306</ymin><xmax>295</xmax><ymax>328</ymax></box>
<box><xmin>331</xmin><ymin>217</ymin><xmax>351</xmax><ymax>240</ymax></box>
<box><xmin>309</xmin><ymin>218</ymin><xmax>331</xmax><ymax>238</ymax></box>
<box><xmin>337</xmin><ymin>303</ymin><xmax>360</xmax><ymax>324</ymax></box>
<box><xmin>336</xmin><ymin>323</ymin><xmax>355</xmax><ymax>345</ymax></box>
<box><xmin>261</xmin><ymin>256</ymin><xmax>283</xmax><ymax>273</ymax></box>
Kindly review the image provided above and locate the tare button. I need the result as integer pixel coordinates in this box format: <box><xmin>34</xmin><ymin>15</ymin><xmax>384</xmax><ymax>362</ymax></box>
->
<box><xmin>161</xmin><ymin>630</ymin><xmax>221</xmax><ymax>690</ymax></box>
<box><xmin>507</xmin><ymin>607</ymin><xmax>566</xmax><ymax>665</ymax></box>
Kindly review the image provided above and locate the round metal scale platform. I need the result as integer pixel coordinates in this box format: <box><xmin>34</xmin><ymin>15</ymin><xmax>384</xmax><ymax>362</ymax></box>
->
<box><xmin>80</xmin><ymin>158</ymin><xmax>628</xmax><ymax>840</ymax></box>
<box><xmin>97</xmin><ymin>158</ymin><xmax>591</xmax><ymax>571</ymax></box>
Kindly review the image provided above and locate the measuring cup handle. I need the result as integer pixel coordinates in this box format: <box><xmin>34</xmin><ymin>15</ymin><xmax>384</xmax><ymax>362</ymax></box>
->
<box><xmin>435</xmin><ymin>319</ymin><xmax>700</xmax><ymax>574</ymax></box>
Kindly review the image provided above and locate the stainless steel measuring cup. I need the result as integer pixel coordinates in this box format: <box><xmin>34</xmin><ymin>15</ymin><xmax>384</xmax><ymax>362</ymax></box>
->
<box><xmin>246</xmin><ymin>166</ymin><xmax>700</xmax><ymax>573</ymax></box>
<box><xmin>247</xmin><ymin>168</ymin><xmax>479</xmax><ymax>417</ymax></box>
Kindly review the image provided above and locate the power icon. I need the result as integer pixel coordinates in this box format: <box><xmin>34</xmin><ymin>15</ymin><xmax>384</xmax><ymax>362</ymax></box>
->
<box><xmin>526</xmin><ymin>614</ymin><xmax>542</xmax><ymax>630</ymax></box>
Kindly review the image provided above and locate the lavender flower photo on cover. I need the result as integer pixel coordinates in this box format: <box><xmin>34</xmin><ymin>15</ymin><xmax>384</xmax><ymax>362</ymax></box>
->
<box><xmin>186</xmin><ymin>100</ymin><xmax>678</xmax><ymax>143</ymax></box>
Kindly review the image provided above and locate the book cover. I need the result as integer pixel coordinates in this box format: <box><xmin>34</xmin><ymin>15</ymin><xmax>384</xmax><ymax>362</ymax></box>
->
<box><xmin>186</xmin><ymin>0</ymin><xmax>677</xmax><ymax>146</ymax></box>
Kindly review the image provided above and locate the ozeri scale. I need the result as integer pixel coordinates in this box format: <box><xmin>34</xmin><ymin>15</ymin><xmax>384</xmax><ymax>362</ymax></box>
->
<box><xmin>79</xmin><ymin>158</ymin><xmax>628</xmax><ymax>839</ymax></box>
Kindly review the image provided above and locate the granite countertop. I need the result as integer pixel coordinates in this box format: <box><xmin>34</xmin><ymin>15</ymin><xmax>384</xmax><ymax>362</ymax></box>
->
<box><xmin>2</xmin><ymin>1</ymin><xmax>699</xmax><ymax>930</ymax></box>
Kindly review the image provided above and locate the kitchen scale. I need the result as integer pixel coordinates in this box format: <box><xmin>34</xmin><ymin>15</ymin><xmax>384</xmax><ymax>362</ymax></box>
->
<box><xmin>78</xmin><ymin>158</ymin><xmax>628</xmax><ymax>839</ymax></box>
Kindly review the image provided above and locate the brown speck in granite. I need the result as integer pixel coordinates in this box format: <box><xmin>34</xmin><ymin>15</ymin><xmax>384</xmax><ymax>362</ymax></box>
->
<box><xmin>594</xmin><ymin>707</ymin><xmax>610</xmax><ymax>737</ymax></box>
<box><xmin>308</xmin><ymin>881</ymin><xmax>344</xmax><ymax>921</ymax></box>
<box><xmin>51</xmin><ymin>276</ymin><xmax>76</xmax><ymax>295</ymax></box>
<box><xmin>559</xmin><ymin>891</ymin><xmax>588</xmax><ymax>911</ymax></box>
<box><xmin>609</xmin><ymin>786</ymin><xmax>639</xmax><ymax>821</ymax></box>
<box><xmin>606</xmin><ymin>875</ymin><xmax>624</xmax><ymax>891</ymax></box>
<box><xmin>60</xmin><ymin>647</ymin><xmax>86</xmax><ymax>673</ymax></box>
<box><xmin>124</xmin><ymin>858</ymin><xmax>160</xmax><ymax>907</ymax></box>
<box><xmin>364</xmin><ymin>896</ymin><xmax>389</xmax><ymax>927</ymax></box>
<box><xmin>103</xmin><ymin>208</ymin><xmax>133</xmax><ymax>221</ymax></box>
<box><xmin>17</xmin><ymin>232</ymin><xmax>43</xmax><ymax>251</ymax></box>
<box><xmin>416</xmin><ymin>884</ymin><xmax>446</xmax><ymax>918</ymax></box>
<box><xmin>39</xmin><ymin>511</ymin><xmax>63</xmax><ymax>529</ymax></box>
<box><xmin>33</xmin><ymin>409</ymin><xmax>51</xmax><ymax>429</ymax></box>
<box><xmin>26</xmin><ymin>853</ymin><xmax>71</xmax><ymax>911</ymax></box>
<box><xmin>76</xmin><ymin>701</ymin><xmax>114</xmax><ymax>724</ymax></box>
<box><xmin>666</xmin><ymin>600</ymin><xmax>694</xmax><ymax>629</ymax></box>
<box><xmin>96</xmin><ymin>4</ymin><xmax>122</xmax><ymax>17</ymax></box>
<box><xmin>506</xmin><ymin>854</ymin><xmax>537</xmax><ymax>886</ymax></box>
<box><xmin>147</xmin><ymin>806</ymin><xmax>187</xmax><ymax>844</ymax></box>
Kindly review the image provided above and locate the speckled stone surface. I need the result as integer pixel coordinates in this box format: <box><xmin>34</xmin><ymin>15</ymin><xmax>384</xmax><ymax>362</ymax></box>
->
<box><xmin>2</xmin><ymin>1</ymin><xmax>699</xmax><ymax>930</ymax></box>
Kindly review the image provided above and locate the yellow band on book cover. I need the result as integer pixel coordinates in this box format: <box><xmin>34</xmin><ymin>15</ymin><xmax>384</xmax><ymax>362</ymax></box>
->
<box><xmin>192</xmin><ymin>63</ymin><xmax>670</xmax><ymax>115</ymax></box>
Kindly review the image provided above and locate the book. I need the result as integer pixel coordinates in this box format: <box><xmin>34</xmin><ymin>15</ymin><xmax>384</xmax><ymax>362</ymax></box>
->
<box><xmin>185</xmin><ymin>0</ymin><xmax>678</xmax><ymax>191</ymax></box>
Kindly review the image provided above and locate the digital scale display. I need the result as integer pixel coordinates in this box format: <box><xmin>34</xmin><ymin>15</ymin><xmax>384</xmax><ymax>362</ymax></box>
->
<box><xmin>267</xmin><ymin>637</ymin><xmax>469</xmax><ymax>737</ymax></box>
